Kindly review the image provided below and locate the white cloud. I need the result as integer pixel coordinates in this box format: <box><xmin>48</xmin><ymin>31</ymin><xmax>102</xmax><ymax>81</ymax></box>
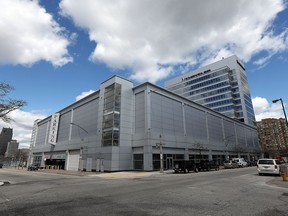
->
<box><xmin>59</xmin><ymin>0</ymin><xmax>287</xmax><ymax>83</ymax></box>
<box><xmin>76</xmin><ymin>90</ymin><xmax>95</xmax><ymax>101</ymax></box>
<box><xmin>0</xmin><ymin>109</ymin><xmax>47</xmax><ymax>148</ymax></box>
<box><xmin>252</xmin><ymin>97</ymin><xmax>270</xmax><ymax>114</ymax></box>
<box><xmin>0</xmin><ymin>0</ymin><xmax>72</xmax><ymax>66</ymax></box>
<box><xmin>252</xmin><ymin>96</ymin><xmax>284</xmax><ymax>121</ymax></box>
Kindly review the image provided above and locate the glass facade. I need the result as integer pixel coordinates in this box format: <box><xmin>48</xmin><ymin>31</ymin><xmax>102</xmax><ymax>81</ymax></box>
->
<box><xmin>152</xmin><ymin>154</ymin><xmax>184</xmax><ymax>170</ymax></box>
<box><xmin>102</xmin><ymin>83</ymin><xmax>121</xmax><ymax>146</ymax></box>
<box><xmin>165</xmin><ymin>57</ymin><xmax>256</xmax><ymax>126</ymax></box>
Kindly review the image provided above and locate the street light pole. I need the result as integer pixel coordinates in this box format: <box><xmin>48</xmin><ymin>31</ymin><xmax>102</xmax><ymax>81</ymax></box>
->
<box><xmin>159</xmin><ymin>135</ymin><xmax>164</xmax><ymax>173</ymax></box>
<box><xmin>272</xmin><ymin>98</ymin><xmax>288</xmax><ymax>128</ymax></box>
<box><xmin>70</xmin><ymin>123</ymin><xmax>89</xmax><ymax>171</ymax></box>
<box><xmin>70</xmin><ymin>122</ymin><xmax>89</xmax><ymax>135</ymax></box>
<box><xmin>272</xmin><ymin>98</ymin><xmax>288</xmax><ymax>158</ymax></box>
<box><xmin>156</xmin><ymin>134</ymin><xmax>164</xmax><ymax>173</ymax></box>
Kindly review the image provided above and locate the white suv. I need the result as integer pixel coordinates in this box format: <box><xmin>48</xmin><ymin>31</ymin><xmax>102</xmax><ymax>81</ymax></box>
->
<box><xmin>257</xmin><ymin>159</ymin><xmax>284</xmax><ymax>176</ymax></box>
<box><xmin>232</xmin><ymin>158</ymin><xmax>247</xmax><ymax>167</ymax></box>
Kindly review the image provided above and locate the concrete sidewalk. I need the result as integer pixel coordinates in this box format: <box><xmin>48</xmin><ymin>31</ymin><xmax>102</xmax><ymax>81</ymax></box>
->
<box><xmin>38</xmin><ymin>169</ymin><xmax>169</xmax><ymax>178</ymax></box>
<box><xmin>38</xmin><ymin>169</ymin><xmax>95</xmax><ymax>176</ymax></box>
<box><xmin>0</xmin><ymin>168</ymin><xmax>162</xmax><ymax>184</ymax></box>
<box><xmin>37</xmin><ymin>168</ymin><xmax>169</xmax><ymax>178</ymax></box>
<box><xmin>268</xmin><ymin>176</ymin><xmax>288</xmax><ymax>189</ymax></box>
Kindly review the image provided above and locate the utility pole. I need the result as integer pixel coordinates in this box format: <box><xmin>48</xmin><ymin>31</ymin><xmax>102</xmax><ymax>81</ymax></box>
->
<box><xmin>70</xmin><ymin>123</ymin><xmax>89</xmax><ymax>171</ymax></box>
<box><xmin>272</xmin><ymin>98</ymin><xmax>288</xmax><ymax>128</ymax></box>
<box><xmin>156</xmin><ymin>134</ymin><xmax>164</xmax><ymax>173</ymax></box>
<box><xmin>160</xmin><ymin>135</ymin><xmax>163</xmax><ymax>173</ymax></box>
<box><xmin>272</xmin><ymin>98</ymin><xmax>288</xmax><ymax>158</ymax></box>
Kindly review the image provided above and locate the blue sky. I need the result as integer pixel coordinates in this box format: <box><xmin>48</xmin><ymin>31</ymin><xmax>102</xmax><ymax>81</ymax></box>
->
<box><xmin>1</xmin><ymin>0</ymin><xmax>288</xmax><ymax>148</ymax></box>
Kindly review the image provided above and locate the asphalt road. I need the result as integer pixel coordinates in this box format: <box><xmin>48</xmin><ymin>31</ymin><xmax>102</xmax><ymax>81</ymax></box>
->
<box><xmin>0</xmin><ymin>167</ymin><xmax>288</xmax><ymax>216</ymax></box>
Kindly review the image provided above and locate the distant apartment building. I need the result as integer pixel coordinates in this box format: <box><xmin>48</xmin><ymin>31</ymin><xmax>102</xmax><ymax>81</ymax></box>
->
<box><xmin>0</xmin><ymin>128</ymin><xmax>13</xmax><ymax>160</ymax></box>
<box><xmin>257</xmin><ymin>118</ymin><xmax>288</xmax><ymax>157</ymax></box>
<box><xmin>5</xmin><ymin>140</ymin><xmax>19</xmax><ymax>158</ymax></box>
<box><xmin>165</xmin><ymin>55</ymin><xmax>256</xmax><ymax>127</ymax></box>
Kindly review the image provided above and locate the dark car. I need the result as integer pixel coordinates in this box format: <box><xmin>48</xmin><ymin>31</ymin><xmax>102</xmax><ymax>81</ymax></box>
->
<box><xmin>197</xmin><ymin>160</ymin><xmax>220</xmax><ymax>171</ymax></box>
<box><xmin>27</xmin><ymin>164</ymin><xmax>40</xmax><ymax>171</ymax></box>
<box><xmin>174</xmin><ymin>160</ymin><xmax>199</xmax><ymax>173</ymax></box>
<box><xmin>0</xmin><ymin>163</ymin><xmax>3</xmax><ymax>168</ymax></box>
<box><xmin>247</xmin><ymin>160</ymin><xmax>257</xmax><ymax>167</ymax></box>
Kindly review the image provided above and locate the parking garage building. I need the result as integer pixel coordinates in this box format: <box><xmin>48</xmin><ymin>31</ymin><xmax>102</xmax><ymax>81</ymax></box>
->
<box><xmin>30</xmin><ymin>76</ymin><xmax>261</xmax><ymax>171</ymax></box>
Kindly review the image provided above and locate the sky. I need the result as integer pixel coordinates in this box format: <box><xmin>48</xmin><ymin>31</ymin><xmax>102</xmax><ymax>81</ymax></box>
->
<box><xmin>0</xmin><ymin>0</ymin><xmax>288</xmax><ymax>148</ymax></box>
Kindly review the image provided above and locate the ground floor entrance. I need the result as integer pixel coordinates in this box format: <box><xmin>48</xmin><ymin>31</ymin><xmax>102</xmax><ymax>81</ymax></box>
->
<box><xmin>45</xmin><ymin>159</ymin><xmax>65</xmax><ymax>170</ymax></box>
<box><xmin>66</xmin><ymin>150</ymin><xmax>80</xmax><ymax>171</ymax></box>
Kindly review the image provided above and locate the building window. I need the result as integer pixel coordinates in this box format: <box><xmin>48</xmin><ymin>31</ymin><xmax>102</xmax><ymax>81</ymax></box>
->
<box><xmin>102</xmin><ymin>83</ymin><xmax>121</xmax><ymax>146</ymax></box>
<box><xmin>33</xmin><ymin>156</ymin><xmax>42</xmax><ymax>166</ymax></box>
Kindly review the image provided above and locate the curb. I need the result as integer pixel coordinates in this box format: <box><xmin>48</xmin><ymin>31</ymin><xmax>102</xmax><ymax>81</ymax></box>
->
<box><xmin>268</xmin><ymin>177</ymin><xmax>288</xmax><ymax>189</ymax></box>
<box><xmin>38</xmin><ymin>169</ymin><xmax>89</xmax><ymax>176</ymax></box>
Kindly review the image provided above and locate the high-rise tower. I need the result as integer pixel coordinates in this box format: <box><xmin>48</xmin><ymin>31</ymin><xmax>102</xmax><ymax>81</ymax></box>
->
<box><xmin>165</xmin><ymin>55</ymin><xmax>256</xmax><ymax>126</ymax></box>
<box><xmin>0</xmin><ymin>128</ymin><xmax>13</xmax><ymax>159</ymax></box>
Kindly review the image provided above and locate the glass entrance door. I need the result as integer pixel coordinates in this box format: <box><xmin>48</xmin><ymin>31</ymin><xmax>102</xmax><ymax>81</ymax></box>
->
<box><xmin>166</xmin><ymin>157</ymin><xmax>173</xmax><ymax>170</ymax></box>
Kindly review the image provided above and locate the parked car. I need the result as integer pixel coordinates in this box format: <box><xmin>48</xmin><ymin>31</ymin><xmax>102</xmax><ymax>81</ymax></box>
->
<box><xmin>257</xmin><ymin>158</ymin><xmax>284</xmax><ymax>176</ymax></box>
<box><xmin>224</xmin><ymin>160</ymin><xmax>239</xmax><ymax>169</ymax></box>
<box><xmin>27</xmin><ymin>164</ymin><xmax>40</xmax><ymax>171</ymax></box>
<box><xmin>196</xmin><ymin>160</ymin><xmax>220</xmax><ymax>171</ymax></box>
<box><xmin>0</xmin><ymin>163</ymin><xmax>3</xmax><ymax>168</ymax></box>
<box><xmin>247</xmin><ymin>160</ymin><xmax>257</xmax><ymax>167</ymax></box>
<box><xmin>232</xmin><ymin>158</ymin><xmax>248</xmax><ymax>167</ymax></box>
<box><xmin>174</xmin><ymin>160</ymin><xmax>199</xmax><ymax>173</ymax></box>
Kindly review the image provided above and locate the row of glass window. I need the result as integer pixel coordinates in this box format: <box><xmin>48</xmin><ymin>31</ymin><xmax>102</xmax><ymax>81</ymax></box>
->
<box><xmin>102</xmin><ymin>83</ymin><xmax>121</xmax><ymax>147</ymax></box>
<box><xmin>183</xmin><ymin>81</ymin><xmax>231</xmax><ymax>97</ymax></box>
<box><xmin>214</xmin><ymin>105</ymin><xmax>235</xmax><ymax>112</ymax></box>
<box><xmin>244</xmin><ymin>95</ymin><xmax>255</xmax><ymax>115</ymax></box>
<box><xmin>167</xmin><ymin>68</ymin><xmax>231</xmax><ymax>92</ymax></box>
<box><xmin>184</xmin><ymin>75</ymin><xmax>230</xmax><ymax>92</ymax></box>
<box><xmin>234</xmin><ymin>105</ymin><xmax>243</xmax><ymax>111</ymax></box>
<box><xmin>246</xmin><ymin>106</ymin><xmax>255</xmax><ymax>116</ymax></box>
<box><xmin>184</xmin><ymin>69</ymin><xmax>229</xmax><ymax>86</ymax></box>
<box><xmin>103</xmin><ymin>129</ymin><xmax>119</xmax><ymax>139</ymax></box>
<box><xmin>189</xmin><ymin>86</ymin><xmax>232</xmax><ymax>101</ymax></box>
<box><xmin>202</xmin><ymin>93</ymin><xmax>232</xmax><ymax>103</ymax></box>
<box><xmin>203</xmin><ymin>96</ymin><xmax>239</xmax><ymax>109</ymax></box>
<box><xmin>103</xmin><ymin>139</ymin><xmax>119</xmax><ymax>146</ymax></box>
<box><xmin>205</xmin><ymin>99</ymin><xmax>234</xmax><ymax>108</ymax></box>
<box><xmin>235</xmin><ymin>112</ymin><xmax>244</xmax><ymax>117</ymax></box>
<box><xmin>231</xmin><ymin>81</ymin><xmax>238</xmax><ymax>87</ymax></box>
<box><xmin>103</xmin><ymin>119</ymin><xmax>120</xmax><ymax>130</ymax></box>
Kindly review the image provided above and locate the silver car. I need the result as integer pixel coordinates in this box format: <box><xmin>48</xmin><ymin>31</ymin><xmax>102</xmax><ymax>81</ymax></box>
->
<box><xmin>224</xmin><ymin>160</ymin><xmax>239</xmax><ymax>169</ymax></box>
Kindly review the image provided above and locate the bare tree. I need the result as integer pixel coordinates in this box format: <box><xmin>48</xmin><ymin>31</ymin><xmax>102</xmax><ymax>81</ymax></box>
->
<box><xmin>0</xmin><ymin>82</ymin><xmax>27</xmax><ymax>122</ymax></box>
<box><xmin>15</xmin><ymin>149</ymin><xmax>29</xmax><ymax>167</ymax></box>
<box><xmin>194</xmin><ymin>142</ymin><xmax>207</xmax><ymax>159</ymax></box>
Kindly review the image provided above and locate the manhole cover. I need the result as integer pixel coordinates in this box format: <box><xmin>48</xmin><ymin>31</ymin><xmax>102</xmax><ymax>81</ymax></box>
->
<box><xmin>282</xmin><ymin>193</ymin><xmax>288</xmax><ymax>196</ymax></box>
